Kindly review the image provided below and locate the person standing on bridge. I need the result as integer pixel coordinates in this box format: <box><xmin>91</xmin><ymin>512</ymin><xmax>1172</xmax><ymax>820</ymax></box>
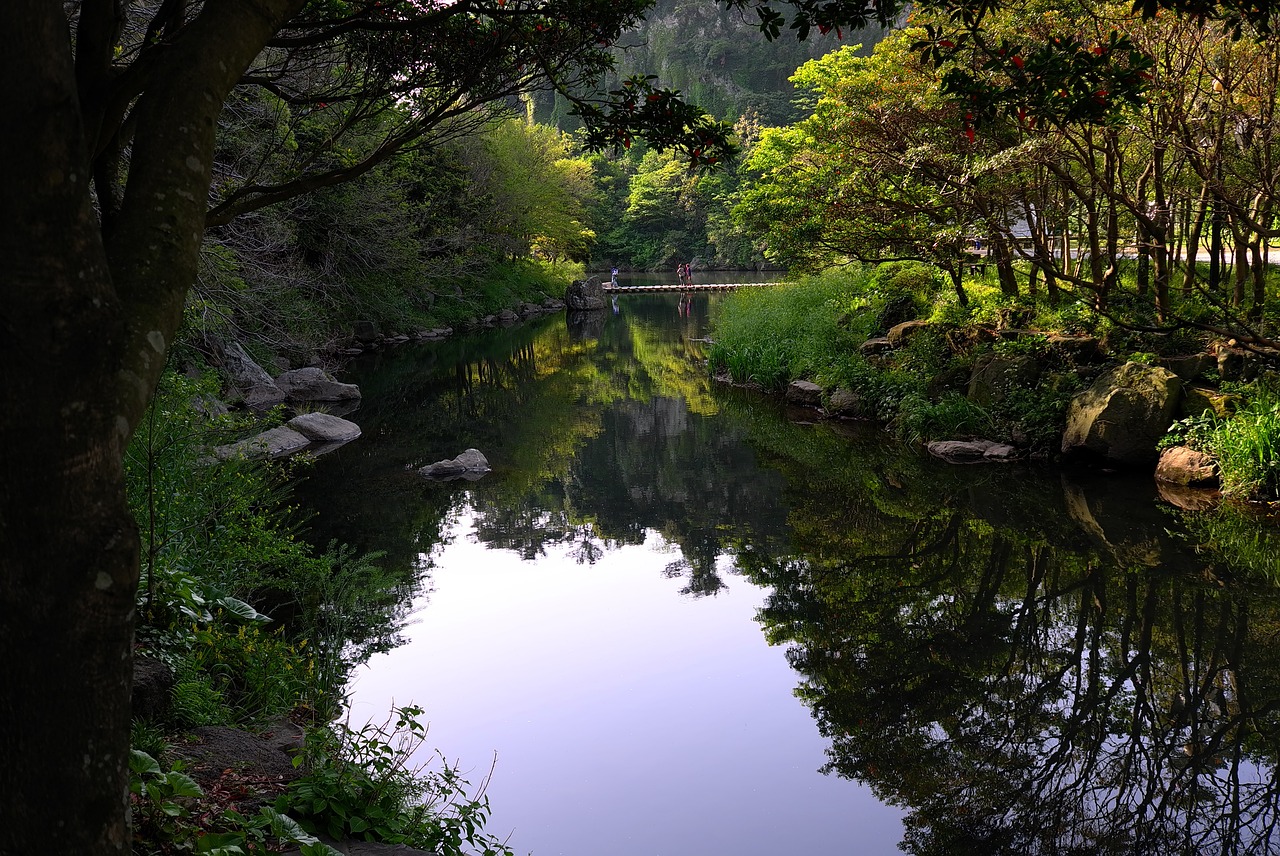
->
<box><xmin>610</xmin><ymin>268</ymin><xmax>619</xmax><ymax>287</ymax></box>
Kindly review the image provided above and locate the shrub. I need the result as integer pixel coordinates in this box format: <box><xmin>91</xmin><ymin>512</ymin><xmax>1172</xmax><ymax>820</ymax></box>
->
<box><xmin>181</xmin><ymin>623</ymin><xmax>316</xmax><ymax>726</ymax></box>
<box><xmin>282</xmin><ymin>706</ymin><xmax>515</xmax><ymax>855</ymax></box>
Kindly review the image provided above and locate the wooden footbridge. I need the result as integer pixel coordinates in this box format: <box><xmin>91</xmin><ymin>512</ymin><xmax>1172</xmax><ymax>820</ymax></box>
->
<box><xmin>602</xmin><ymin>281</ymin><xmax>781</xmax><ymax>294</ymax></box>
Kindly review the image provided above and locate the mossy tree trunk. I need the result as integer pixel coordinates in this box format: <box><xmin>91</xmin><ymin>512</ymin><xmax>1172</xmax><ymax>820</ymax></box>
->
<box><xmin>0</xmin><ymin>2</ymin><xmax>301</xmax><ymax>852</ymax></box>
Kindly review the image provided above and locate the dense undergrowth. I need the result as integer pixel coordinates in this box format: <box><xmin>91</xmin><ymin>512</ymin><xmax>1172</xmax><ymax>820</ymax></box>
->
<box><xmin>126</xmin><ymin>370</ymin><xmax>513</xmax><ymax>856</ymax></box>
<box><xmin>709</xmin><ymin>263</ymin><xmax>1280</xmax><ymax>501</ymax></box>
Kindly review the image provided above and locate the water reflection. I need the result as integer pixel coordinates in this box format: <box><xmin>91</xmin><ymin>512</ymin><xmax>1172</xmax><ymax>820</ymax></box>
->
<box><xmin>300</xmin><ymin>293</ymin><xmax>1280</xmax><ymax>855</ymax></box>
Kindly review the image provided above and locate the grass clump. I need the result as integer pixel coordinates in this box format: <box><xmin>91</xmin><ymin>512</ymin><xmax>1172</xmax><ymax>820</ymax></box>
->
<box><xmin>1208</xmin><ymin>388</ymin><xmax>1280</xmax><ymax>500</ymax></box>
<box><xmin>709</xmin><ymin>269</ymin><xmax>867</xmax><ymax>388</ymax></box>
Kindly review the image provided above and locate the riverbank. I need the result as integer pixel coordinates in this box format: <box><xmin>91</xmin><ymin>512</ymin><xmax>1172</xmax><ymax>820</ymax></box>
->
<box><xmin>706</xmin><ymin>266</ymin><xmax>1280</xmax><ymax>507</ymax></box>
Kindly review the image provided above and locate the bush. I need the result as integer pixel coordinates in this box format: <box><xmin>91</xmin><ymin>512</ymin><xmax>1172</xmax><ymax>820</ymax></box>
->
<box><xmin>282</xmin><ymin>706</ymin><xmax>515</xmax><ymax>855</ymax></box>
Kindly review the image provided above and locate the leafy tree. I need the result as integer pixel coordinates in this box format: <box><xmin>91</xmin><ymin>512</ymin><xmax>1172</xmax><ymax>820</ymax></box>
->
<box><xmin>466</xmin><ymin>117</ymin><xmax>596</xmax><ymax>263</ymax></box>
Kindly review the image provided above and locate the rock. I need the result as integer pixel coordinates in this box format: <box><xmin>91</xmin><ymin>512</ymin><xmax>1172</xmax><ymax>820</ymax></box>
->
<box><xmin>860</xmin><ymin>336</ymin><xmax>894</xmax><ymax>355</ymax></box>
<box><xmin>287</xmin><ymin>412</ymin><xmax>361</xmax><ymax>444</ymax></box>
<box><xmin>353</xmin><ymin>320</ymin><xmax>379</xmax><ymax>344</ymax></box>
<box><xmin>967</xmin><ymin>354</ymin><xmax>1041</xmax><ymax>407</ymax></box>
<box><xmin>420</xmin><ymin>448</ymin><xmax>492</xmax><ymax>481</ymax></box>
<box><xmin>996</xmin><ymin>306</ymin><xmax>1035</xmax><ymax>329</ymax></box>
<box><xmin>785</xmin><ymin>380</ymin><xmax>823</xmax><ymax>407</ymax></box>
<box><xmin>542</xmin><ymin>297</ymin><xmax>566</xmax><ymax>311</ymax></box>
<box><xmin>1045</xmin><ymin>334</ymin><xmax>1102</xmax><ymax>364</ymax></box>
<box><xmin>1216</xmin><ymin>346</ymin><xmax>1256</xmax><ymax>381</ymax></box>
<box><xmin>497</xmin><ymin>308</ymin><xmax>519</xmax><ymax>324</ymax></box>
<box><xmin>826</xmin><ymin>387</ymin><xmax>866</xmax><ymax>418</ymax></box>
<box><xmin>169</xmin><ymin>724</ymin><xmax>304</xmax><ymax>811</ymax></box>
<box><xmin>1061</xmin><ymin>362</ymin><xmax>1182</xmax><ymax>465</ymax></box>
<box><xmin>1182</xmin><ymin>386</ymin><xmax>1241</xmax><ymax>418</ymax></box>
<box><xmin>385</xmin><ymin>334</ymin><xmax>410</xmax><ymax>345</ymax></box>
<box><xmin>209</xmin><ymin>339</ymin><xmax>286</xmax><ymax>409</ymax></box>
<box><xmin>926</xmin><ymin>439</ymin><xmax>1020</xmax><ymax>463</ymax></box>
<box><xmin>1155</xmin><ymin>446</ymin><xmax>1220</xmax><ymax>487</ymax></box>
<box><xmin>274</xmin><ymin>367</ymin><xmax>361</xmax><ymax>402</ymax></box>
<box><xmin>564</xmin><ymin>277</ymin><xmax>606</xmax><ymax>311</ymax></box>
<box><xmin>215</xmin><ymin>426</ymin><xmax>312</xmax><ymax>461</ymax></box>
<box><xmin>886</xmin><ymin>320</ymin><xmax>934</xmax><ymax>348</ymax></box>
<box><xmin>132</xmin><ymin>655</ymin><xmax>174</xmax><ymax>721</ymax></box>
<box><xmin>1158</xmin><ymin>353</ymin><xmax>1215</xmax><ymax>381</ymax></box>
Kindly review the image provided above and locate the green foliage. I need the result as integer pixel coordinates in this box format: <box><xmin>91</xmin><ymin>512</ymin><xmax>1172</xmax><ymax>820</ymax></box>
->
<box><xmin>130</xmin><ymin>750</ymin><xmax>342</xmax><ymax>856</ymax></box>
<box><xmin>1206</xmin><ymin>389</ymin><xmax>1280</xmax><ymax>500</ymax></box>
<box><xmin>182</xmin><ymin>624</ymin><xmax>316</xmax><ymax>726</ymax></box>
<box><xmin>709</xmin><ymin>270</ymin><xmax>868</xmax><ymax>387</ymax></box>
<box><xmin>130</xmin><ymin>750</ymin><xmax>205</xmax><ymax>846</ymax></box>
<box><xmin>281</xmin><ymin>706</ymin><xmax>514</xmax><ymax>855</ymax></box>
<box><xmin>892</xmin><ymin>391</ymin><xmax>993</xmax><ymax>443</ymax></box>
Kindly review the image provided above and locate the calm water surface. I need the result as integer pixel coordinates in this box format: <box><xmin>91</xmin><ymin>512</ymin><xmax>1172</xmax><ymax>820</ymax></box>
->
<box><xmin>299</xmin><ymin>282</ymin><xmax>1280</xmax><ymax>855</ymax></box>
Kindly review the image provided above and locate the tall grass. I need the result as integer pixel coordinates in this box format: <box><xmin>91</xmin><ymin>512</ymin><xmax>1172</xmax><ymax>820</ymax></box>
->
<box><xmin>1208</xmin><ymin>389</ymin><xmax>1280</xmax><ymax>500</ymax></box>
<box><xmin>709</xmin><ymin>269</ymin><xmax>868</xmax><ymax>388</ymax></box>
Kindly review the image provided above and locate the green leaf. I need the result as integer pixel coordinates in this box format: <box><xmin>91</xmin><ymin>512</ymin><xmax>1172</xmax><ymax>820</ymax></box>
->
<box><xmin>130</xmin><ymin>749</ymin><xmax>163</xmax><ymax>777</ymax></box>
<box><xmin>214</xmin><ymin>595</ymin><xmax>272</xmax><ymax>623</ymax></box>
<box><xmin>162</xmin><ymin>770</ymin><xmax>204</xmax><ymax>798</ymax></box>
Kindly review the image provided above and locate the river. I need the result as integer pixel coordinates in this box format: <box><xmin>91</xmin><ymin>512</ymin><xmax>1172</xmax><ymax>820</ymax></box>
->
<box><xmin>297</xmin><ymin>283</ymin><xmax>1280</xmax><ymax>855</ymax></box>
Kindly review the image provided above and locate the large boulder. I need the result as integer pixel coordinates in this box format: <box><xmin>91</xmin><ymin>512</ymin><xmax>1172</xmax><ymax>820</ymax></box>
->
<box><xmin>826</xmin><ymin>387</ymin><xmax>869</xmax><ymax>419</ymax></box>
<box><xmin>1182</xmin><ymin>385</ymin><xmax>1240</xmax><ymax>418</ymax></box>
<box><xmin>287</xmin><ymin>412</ymin><xmax>361</xmax><ymax>445</ymax></box>
<box><xmin>886</xmin><ymin>319</ymin><xmax>935</xmax><ymax>348</ymax></box>
<box><xmin>207</xmin><ymin>339</ymin><xmax>285</xmax><ymax>409</ymax></box>
<box><xmin>1061</xmin><ymin>362</ymin><xmax>1182</xmax><ymax>465</ymax></box>
<box><xmin>967</xmin><ymin>354</ymin><xmax>1041</xmax><ymax>408</ymax></box>
<box><xmin>785</xmin><ymin>380</ymin><xmax>823</xmax><ymax>407</ymax></box>
<box><xmin>926</xmin><ymin>439</ymin><xmax>1019</xmax><ymax>463</ymax></box>
<box><xmin>1158</xmin><ymin>353</ymin><xmax>1215</xmax><ymax>381</ymax></box>
<box><xmin>132</xmin><ymin>656</ymin><xmax>174</xmax><ymax>721</ymax></box>
<box><xmin>274</xmin><ymin>367</ymin><xmax>361</xmax><ymax>402</ymax></box>
<box><xmin>564</xmin><ymin>277</ymin><xmax>606</xmax><ymax>311</ymax></box>
<box><xmin>214</xmin><ymin>426</ymin><xmax>311</xmax><ymax>461</ymax></box>
<box><xmin>420</xmin><ymin>448</ymin><xmax>492</xmax><ymax>481</ymax></box>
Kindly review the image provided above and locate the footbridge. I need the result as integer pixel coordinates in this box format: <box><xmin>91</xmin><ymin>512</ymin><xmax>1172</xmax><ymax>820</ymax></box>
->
<box><xmin>603</xmin><ymin>281</ymin><xmax>782</xmax><ymax>294</ymax></box>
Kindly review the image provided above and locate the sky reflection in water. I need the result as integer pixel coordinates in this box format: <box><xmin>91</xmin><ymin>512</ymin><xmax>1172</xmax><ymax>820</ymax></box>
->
<box><xmin>347</xmin><ymin>515</ymin><xmax>903</xmax><ymax>856</ymax></box>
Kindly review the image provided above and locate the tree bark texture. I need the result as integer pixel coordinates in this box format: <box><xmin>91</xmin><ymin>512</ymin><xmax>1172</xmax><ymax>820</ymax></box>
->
<box><xmin>0</xmin><ymin>2</ymin><xmax>301</xmax><ymax>852</ymax></box>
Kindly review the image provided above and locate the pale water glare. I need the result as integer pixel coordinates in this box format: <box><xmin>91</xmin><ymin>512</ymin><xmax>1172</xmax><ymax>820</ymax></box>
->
<box><xmin>347</xmin><ymin>511</ymin><xmax>905</xmax><ymax>856</ymax></box>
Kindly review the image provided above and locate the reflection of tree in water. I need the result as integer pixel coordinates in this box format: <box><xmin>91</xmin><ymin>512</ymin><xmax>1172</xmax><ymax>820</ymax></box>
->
<box><xmin>744</xmin><ymin>503</ymin><xmax>1280</xmax><ymax>855</ymax></box>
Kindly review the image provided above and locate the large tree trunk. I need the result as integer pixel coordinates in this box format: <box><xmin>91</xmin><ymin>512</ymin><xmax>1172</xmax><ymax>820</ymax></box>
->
<box><xmin>1</xmin><ymin>2</ymin><xmax>301</xmax><ymax>852</ymax></box>
<box><xmin>0</xmin><ymin>6</ymin><xmax>136</xmax><ymax>852</ymax></box>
